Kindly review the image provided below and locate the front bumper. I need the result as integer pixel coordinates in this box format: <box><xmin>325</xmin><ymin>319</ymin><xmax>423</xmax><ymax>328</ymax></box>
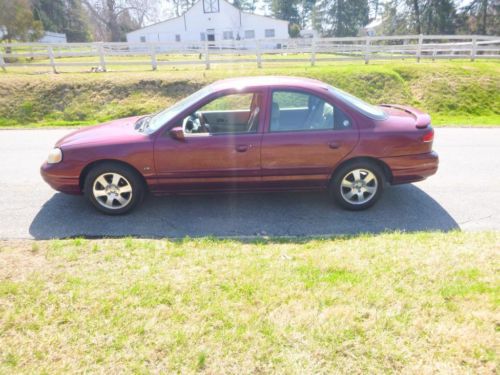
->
<box><xmin>40</xmin><ymin>162</ymin><xmax>82</xmax><ymax>195</ymax></box>
<box><xmin>381</xmin><ymin>151</ymin><xmax>439</xmax><ymax>185</ymax></box>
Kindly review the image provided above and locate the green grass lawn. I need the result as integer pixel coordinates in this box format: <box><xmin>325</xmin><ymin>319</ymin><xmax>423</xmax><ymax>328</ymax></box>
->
<box><xmin>0</xmin><ymin>60</ymin><xmax>498</xmax><ymax>128</ymax></box>
<box><xmin>0</xmin><ymin>231</ymin><xmax>498</xmax><ymax>373</ymax></box>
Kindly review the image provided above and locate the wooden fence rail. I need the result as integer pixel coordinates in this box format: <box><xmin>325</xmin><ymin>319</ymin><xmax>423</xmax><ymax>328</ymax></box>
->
<box><xmin>1</xmin><ymin>34</ymin><xmax>498</xmax><ymax>72</ymax></box>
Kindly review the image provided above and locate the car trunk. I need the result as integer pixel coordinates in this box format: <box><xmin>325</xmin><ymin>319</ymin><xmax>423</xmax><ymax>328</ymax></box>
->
<box><xmin>373</xmin><ymin>104</ymin><xmax>435</xmax><ymax>156</ymax></box>
<box><xmin>379</xmin><ymin>104</ymin><xmax>431</xmax><ymax>129</ymax></box>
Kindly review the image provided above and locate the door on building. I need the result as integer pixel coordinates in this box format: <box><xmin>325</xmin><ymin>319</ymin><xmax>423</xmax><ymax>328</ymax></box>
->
<box><xmin>207</xmin><ymin>29</ymin><xmax>215</xmax><ymax>42</ymax></box>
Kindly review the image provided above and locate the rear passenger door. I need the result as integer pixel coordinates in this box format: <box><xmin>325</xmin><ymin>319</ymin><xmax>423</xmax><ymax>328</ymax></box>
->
<box><xmin>261</xmin><ymin>89</ymin><xmax>359</xmax><ymax>189</ymax></box>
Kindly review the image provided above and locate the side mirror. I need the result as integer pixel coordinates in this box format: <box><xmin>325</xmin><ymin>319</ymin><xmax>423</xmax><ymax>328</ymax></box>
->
<box><xmin>169</xmin><ymin>126</ymin><xmax>185</xmax><ymax>141</ymax></box>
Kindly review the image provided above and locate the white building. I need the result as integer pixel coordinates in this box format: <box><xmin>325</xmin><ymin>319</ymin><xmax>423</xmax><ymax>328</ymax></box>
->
<box><xmin>126</xmin><ymin>0</ymin><xmax>289</xmax><ymax>45</ymax></box>
<box><xmin>38</xmin><ymin>31</ymin><xmax>67</xmax><ymax>43</ymax></box>
<box><xmin>0</xmin><ymin>28</ymin><xmax>67</xmax><ymax>43</ymax></box>
<box><xmin>360</xmin><ymin>18</ymin><xmax>384</xmax><ymax>37</ymax></box>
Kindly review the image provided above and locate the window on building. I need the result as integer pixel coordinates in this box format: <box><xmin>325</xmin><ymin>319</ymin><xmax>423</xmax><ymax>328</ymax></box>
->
<box><xmin>244</xmin><ymin>30</ymin><xmax>255</xmax><ymax>39</ymax></box>
<box><xmin>175</xmin><ymin>34</ymin><xmax>181</xmax><ymax>42</ymax></box>
<box><xmin>140</xmin><ymin>36</ymin><xmax>146</xmax><ymax>43</ymax></box>
<box><xmin>265</xmin><ymin>29</ymin><xmax>275</xmax><ymax>38</ymax></box>
<box><xmin>203</xmin><ymin>0</ymin><xmax>220</xmax><ymax>13</ymax></box>
<box><xmin>200</xmin><ymin>32</ymin><xmax>206</xmax><ymax>41</ymax></box>
<box><xmin>223</xmin><ymin>31</ymin><xmax>234</xmax><ymax>40</ymax></box>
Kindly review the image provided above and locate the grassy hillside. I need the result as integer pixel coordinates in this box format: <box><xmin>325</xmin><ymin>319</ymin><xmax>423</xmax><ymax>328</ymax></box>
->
<box><xmin>0</xmin><ymin>60</ymin><xmax>499</xmax><ymax>127</ymax></box>
<box><xmin>1</xmin><ymin>231</ymin><xmax>498</xmax><ymax>373</ymax></box>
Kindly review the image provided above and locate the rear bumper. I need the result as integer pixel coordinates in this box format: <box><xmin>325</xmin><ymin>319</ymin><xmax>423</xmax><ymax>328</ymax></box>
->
<box><xmin>40</xmin><ymin>162</ymin><xmax>82</xmax><ymax>195</ymax></box>
<box><xmin>381</xmin><ymin>151</ymin><xmax>439</xmax><ymax>185</ymax></box>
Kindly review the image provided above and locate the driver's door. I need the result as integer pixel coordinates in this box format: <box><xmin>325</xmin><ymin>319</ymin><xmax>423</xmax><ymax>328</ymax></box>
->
<box><xmin>153</xmin><ymin>90</ymin><xmax>265</xmax><ymax>193</ymax></box>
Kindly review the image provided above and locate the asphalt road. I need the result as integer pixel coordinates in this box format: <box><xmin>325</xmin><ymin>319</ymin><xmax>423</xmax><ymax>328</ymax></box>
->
<box><xmin>0</xmin><ymin>128</ymin><xmax>499</xmax><ymax>240</ymax></box>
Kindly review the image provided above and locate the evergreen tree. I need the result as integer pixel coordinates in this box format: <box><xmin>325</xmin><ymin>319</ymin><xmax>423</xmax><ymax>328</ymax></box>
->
<box><xmin>314</xmin><ymin>0</ymin><xmax>369</xmax><ymax>37</ymax></box>
<box><xmin>459</xmin><ymin>0</ymin><xmax>499</xmax><ymax>35</ymax></box>
<box><xmin>230</xmin><ymin>0</ymin><xmax>257</xmax><ymax>12</ymax></box>
<box><xmin>65</xmin><ymin>0</ymin><xmax>92</xmax><ymax>41</ymax></box>
<box><xmin>32</xmin><ymin>0</ymin><xmax>91</xmax><ymax>41</ymax></box>
<box><xmin>421</xmin><ymin>0</ymin><xmax>457</xmax><ymax>34</ymax></box>
<box><xmin>265</xmin><ymin>0</ymin><xmax>301</xmax><ymax>24</ymax></box>
<box><xmin>32</xmin><ymin>0</ymin><xmax>66</xmax><ymax>33</ymax></box>
<box><xmin>381</xmin><ymin>0</ymin><xmax>457</xmax><ymax>35</ymax></box>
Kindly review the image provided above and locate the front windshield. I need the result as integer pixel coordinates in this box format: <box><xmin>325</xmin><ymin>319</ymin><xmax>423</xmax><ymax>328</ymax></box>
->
<box><xmin>328</xmin><ymin>86</ymin><xmax>387</xmax><ymax>120</ymax></box>
<box><xmin>146</xmin><ymin>86</ymin><xmax>213</xmax><ymax>133</ymax></box>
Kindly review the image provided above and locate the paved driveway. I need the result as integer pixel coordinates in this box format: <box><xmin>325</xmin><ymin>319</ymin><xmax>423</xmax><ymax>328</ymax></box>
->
<box><xmin>0</xmin><ymin>128</ymin><xmax>499</xmax><ymax>239</ymax></box>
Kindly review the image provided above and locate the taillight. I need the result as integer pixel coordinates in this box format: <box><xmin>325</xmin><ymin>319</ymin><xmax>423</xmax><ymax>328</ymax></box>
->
<box><xmin>422</xmin><ymin>128</ymin><xmax>434</xmax><ymax>143</ymax></box>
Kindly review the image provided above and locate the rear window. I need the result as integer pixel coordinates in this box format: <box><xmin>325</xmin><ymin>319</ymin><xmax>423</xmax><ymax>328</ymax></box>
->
<box><xmin>328</xmin><ymin>86</ymin><xmax>387</xmax><ymax>120</ymax></box>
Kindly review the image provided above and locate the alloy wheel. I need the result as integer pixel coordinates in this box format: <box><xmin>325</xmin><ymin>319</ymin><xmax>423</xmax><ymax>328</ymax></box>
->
<box><xmin>340</xmin><ymin>168</ymin><xmax>378</xmax><ymax>205</ymax></box>
<box><xmin>92</xmin><ymin>172</ymin><xmax>133</xmax><ymax>210</ymax></box>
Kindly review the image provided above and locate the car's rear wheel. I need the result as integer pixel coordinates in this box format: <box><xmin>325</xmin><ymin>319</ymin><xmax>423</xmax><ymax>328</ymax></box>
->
<box><xmin>330</xmin><ymin>161</ymin><xmax>384</xmax><ymax>210</ymax></box>
<box><xmin>84</xmin><ymin>162</ymin><xmax>144</xmax><ymax>215</ymax></box>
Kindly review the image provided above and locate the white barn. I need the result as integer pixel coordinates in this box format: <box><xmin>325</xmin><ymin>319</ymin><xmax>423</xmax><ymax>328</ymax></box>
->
<box><xmin>126</xmin><ymin>0</ymin><xmax>289</xmax><ymax>45</ymax></box>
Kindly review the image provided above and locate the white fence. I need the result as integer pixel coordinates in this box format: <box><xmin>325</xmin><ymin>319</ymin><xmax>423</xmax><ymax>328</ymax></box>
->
<box><xmin>0</xmin><ymin>34</ymin><xmax>498</xmax><ymax>73</ymax></box>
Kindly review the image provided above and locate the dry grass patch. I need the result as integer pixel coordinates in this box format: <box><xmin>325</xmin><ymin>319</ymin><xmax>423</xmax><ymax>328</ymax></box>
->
<box><xmin>0</xmin><ymin>232</ymin><xmax>498</xmax><ymax>373</ymax></box>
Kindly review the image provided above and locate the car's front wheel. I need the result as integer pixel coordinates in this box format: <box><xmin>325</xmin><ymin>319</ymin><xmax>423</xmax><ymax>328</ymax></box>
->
<box><xmin>330</xmin><ymin>161</ymin><xmax>385</xmax><ymax>210</ymax></box>
<box><xmin>84</xmin><ymin>162</ymin><xmax>144</xmax><ymax>215</ymax></box>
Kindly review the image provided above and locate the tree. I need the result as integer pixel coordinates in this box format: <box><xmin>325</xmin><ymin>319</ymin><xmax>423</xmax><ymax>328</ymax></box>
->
<box><xmin>459</xmin><ymin>0</ymin><xmax>499</xmax><ymax>35</ymax></box>
<box><xmin>230</xmin><ymin>0</ymin><xmax>257</xmax><ymax>12</ymax></box>
<box><xmin>162</xmin><ymin>0</ymin><xmax>197</xmax><ymax>17</ymax></box>
<box><xmin>314</xmin><ymin>0</ymin><xmax>369</xmax><ymax>37</ymax></box>
<box><xmin>265</xmin><ymin>0</ymin><xmax>301</xmax><ymax>24</ymax></box>
<box><xmin>32</xmin><ymin>0</ymin><xmax>66</xmax><ymax>34</ymax></box>
<box><xmin>369</xmin><ymin>0</ymin><xmax>381</xmax><ymax>19</ymax></box>
<box><xmin>65</xmin><ymin>0</ymin><xmax>93</xmax><ymax>41</ymax></box>
<box><xmin>82</xmin><ymin>0</ymin><xmax>158</xmax><ymax>41</ymax></box>
<box><xmin>421</xmin><ymin>0</ymin><xmax>456</xmax><ymax>34</ymax></box>
<box><xmin>32</xmin><ymin>0</ymin><xmax>92</xmax><ymax>42</ymax></box>
<box><xmin>410</xmin><ymin>0</ymin><xmax>421</xmax><ymax>34</ymax></box>
<box><xmin>289</xmin><ymin>23</ymin><xmax>301</xmax><ymax>37</ymax></box>
<box><xmin>381</xmin><ymin>0</ymin><xmax>458</xmax><ymax>35</ymax></box>
<box><xmin>297</xmin><ymin>0</ymin><xmax>316</xmax><ymax>29</ymax></box>
<box><xmin>0</xmin><ymin>0</ymin><xmax>43</xmax><ymax>42</ymax></box>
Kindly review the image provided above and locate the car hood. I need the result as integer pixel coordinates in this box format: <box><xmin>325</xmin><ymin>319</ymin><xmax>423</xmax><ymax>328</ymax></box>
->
<box><xmin>56</xmin><ymin>116</ymin><xmax>145</xmax><ymax>148</ymax></box>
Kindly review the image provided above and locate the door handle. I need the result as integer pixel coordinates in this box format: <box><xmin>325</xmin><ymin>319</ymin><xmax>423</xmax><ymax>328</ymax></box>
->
<box><xmin>329</xmin><ymin>142</ymin><xmax>341</xmax><ymax>149</ymax></box>
<box><xmin>235</xmin><ymin>144</ymin><xmax>250</xmax><ymax>152</ymax></box>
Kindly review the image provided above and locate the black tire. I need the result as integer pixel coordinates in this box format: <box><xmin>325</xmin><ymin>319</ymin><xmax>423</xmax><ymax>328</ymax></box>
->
<box><xmin>330</xmin><ymin>160</ymin><xmax>385</xmax><ymax>211</ymax></box>
<box><xmin>84</xmin><ymin>162</ymin><xmax>145</xmax><ymax>215</ymax></box>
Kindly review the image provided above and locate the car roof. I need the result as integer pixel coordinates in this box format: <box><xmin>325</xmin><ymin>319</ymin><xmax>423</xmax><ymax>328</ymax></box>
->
<box><xmin>209</xmin><ymin>76</ymin><xmax>330</xmax><ymax>91</ymax></box>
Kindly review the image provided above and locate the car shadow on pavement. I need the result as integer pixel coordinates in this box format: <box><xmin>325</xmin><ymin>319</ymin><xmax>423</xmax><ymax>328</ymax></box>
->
<box><xmin>29</xmin><ymin>184</ymin><xmax>459</xmax><ymax>240</ymax></box>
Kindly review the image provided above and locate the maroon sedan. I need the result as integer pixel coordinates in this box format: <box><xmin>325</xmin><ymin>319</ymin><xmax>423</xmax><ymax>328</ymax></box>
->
<box><xmin>41</xmin><ymin>76</ymin><xmax>438</xmax><ymax>215</ymax></box>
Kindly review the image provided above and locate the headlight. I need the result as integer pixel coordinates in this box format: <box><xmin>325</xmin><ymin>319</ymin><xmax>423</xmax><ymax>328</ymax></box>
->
<box><xmin>47</xmin><ymin>148</ymin><xmax>63</xmax><ymax>164</ymax></box>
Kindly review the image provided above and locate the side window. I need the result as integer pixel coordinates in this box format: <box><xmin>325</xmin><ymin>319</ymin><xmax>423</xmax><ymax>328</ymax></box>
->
<box><xmin>183</xmin><ymin>92</ymin><xmax>262</xmax><ymax>135</ymax></box>
<box><xmin>202</xmin><ymin>93</ymin><xmax>253</xmax><ymax>111</ymax></box>
<box><xmin>270</xmin><ymin>90</ymin><xmax>352</xmax><ymax>132</ymax></box>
